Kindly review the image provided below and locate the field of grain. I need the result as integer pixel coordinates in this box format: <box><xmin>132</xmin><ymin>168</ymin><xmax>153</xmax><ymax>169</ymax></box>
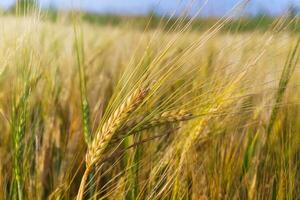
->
<box><xmin>0</xmin><ymin>13</ymin><xmax>300</xmax><ymax>199</ymax></box>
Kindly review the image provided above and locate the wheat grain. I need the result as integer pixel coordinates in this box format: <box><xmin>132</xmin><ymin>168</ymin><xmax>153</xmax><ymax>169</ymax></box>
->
<box><xmin>86</xmin><ymin>87</ymin><xmax>149</xmax><ymax>167</ymax></box>
<box><xmin>76</xmin><ymin>87</ymin><xmax>149</xmax><ymax>200</ymax></box>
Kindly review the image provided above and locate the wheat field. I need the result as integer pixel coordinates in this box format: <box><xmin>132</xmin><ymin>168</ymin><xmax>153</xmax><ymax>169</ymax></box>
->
<box><xmin>0</xmin><ymin>9</ymin><xmax>300</xmax><ymax>200</ymax></box>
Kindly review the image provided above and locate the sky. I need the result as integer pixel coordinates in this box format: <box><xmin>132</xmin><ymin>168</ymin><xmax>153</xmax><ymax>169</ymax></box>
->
<box><xmin>0</xmin><ymin>0</ymin><xmax>300</xmax><ymax>16</ymax></box>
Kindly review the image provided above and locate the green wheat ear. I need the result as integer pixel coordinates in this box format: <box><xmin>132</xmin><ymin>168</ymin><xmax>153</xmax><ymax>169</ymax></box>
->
<box><xmin>11</xmin><ymin>88</ymin><xmax>28</xmax><ymax>200</ymax></box>
<box><xmin>10</xmin><ymin>74</ymin><xmax>40</xmax><ymax>200</ymax></box>
<box><xmin>74</xmin><ymin>21</ymin><xmax>92</xmax><ymax>146</ymax></box>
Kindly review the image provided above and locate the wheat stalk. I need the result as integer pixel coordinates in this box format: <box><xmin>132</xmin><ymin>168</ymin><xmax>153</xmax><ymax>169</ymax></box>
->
<box><xmin>76</xmin><ymin>87</ymin><xmax>149</xmax><ymax>200</ymax></box>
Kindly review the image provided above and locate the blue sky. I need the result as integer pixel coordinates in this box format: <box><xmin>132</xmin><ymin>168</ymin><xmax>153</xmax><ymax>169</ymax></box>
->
<box><xmin>0</xmin><ymin>0</ymin><xmax>300</xmax><ymax>16</ymax></box>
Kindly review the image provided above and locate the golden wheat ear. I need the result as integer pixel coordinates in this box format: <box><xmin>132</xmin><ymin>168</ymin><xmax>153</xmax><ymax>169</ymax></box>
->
<box><xmin>76</xmin><ymin>86</ymin><xmax>149</xmax><ymax>200</ymax></box>
<box><xmin>114</xmin><ymin>109</ymin><xmax>193</xmax><ymax>140</ymax></box>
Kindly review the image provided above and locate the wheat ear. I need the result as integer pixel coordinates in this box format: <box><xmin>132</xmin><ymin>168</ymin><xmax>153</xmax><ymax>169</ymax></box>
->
<box><xmin>77</xmin><ymin>87</ymin><xmax>149</xmax><ymax>200</ymax></box>
<box><xmin>116</xmin><ymin>110</ymin><xmax>193</xmax><ymax>137</ymax></box>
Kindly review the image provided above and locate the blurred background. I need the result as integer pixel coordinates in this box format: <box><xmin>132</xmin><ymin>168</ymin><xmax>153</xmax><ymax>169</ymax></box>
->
<box><xmin>1</xmin><ymin>0</ymin><xmax>300</xmax><ymax>33</ymax></box>
<box><xmin>0</xmin><ymin>0</ymin><xmax>300</xmax><ymax>17</ymax></box>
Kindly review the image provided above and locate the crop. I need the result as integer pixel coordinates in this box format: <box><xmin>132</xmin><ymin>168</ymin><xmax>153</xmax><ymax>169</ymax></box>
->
<box><xmin>0</xmin><ymin>8</ymin><xmax>300</xmax><ymax>200</ymax></box>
